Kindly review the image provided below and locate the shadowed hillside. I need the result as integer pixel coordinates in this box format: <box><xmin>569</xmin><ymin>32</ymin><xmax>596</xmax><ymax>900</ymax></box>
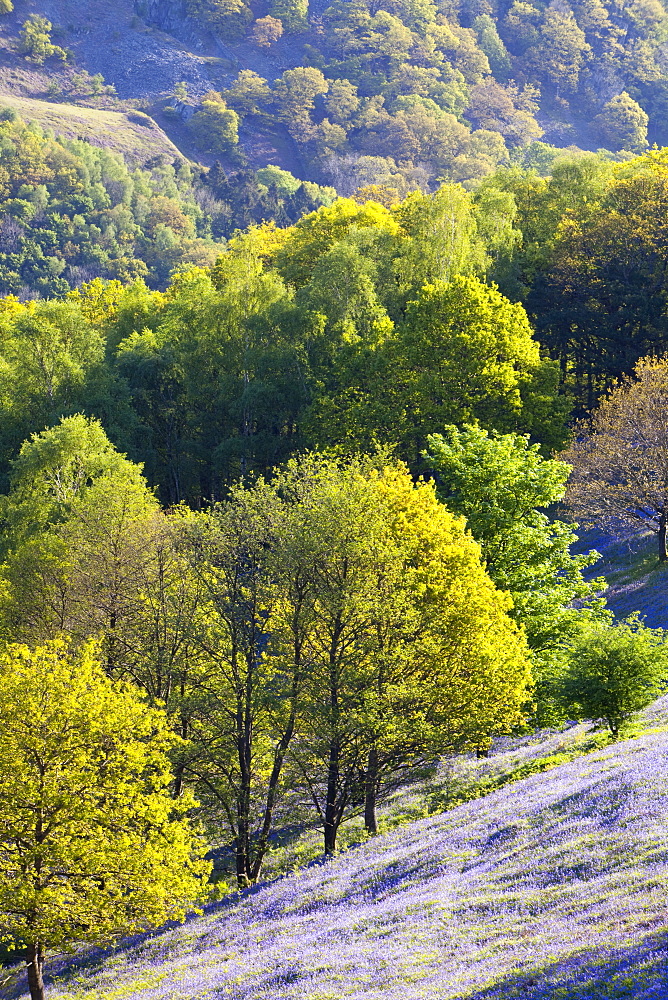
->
<box><xmin>577</xmin><ymin>528</ymin><xmax>668</xmax><ymax>629</ymax></box>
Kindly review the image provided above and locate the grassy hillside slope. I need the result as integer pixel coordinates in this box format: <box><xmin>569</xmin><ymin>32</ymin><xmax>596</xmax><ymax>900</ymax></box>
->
<box><xmin>0</xmin><ymin>92</ymin><xmax>182</xmax><ymax>163</ymax></box>
<box><xmin>6</xmin><ymin>707</ymin><xmax>668</xmax><ymax>1000</ymax></box>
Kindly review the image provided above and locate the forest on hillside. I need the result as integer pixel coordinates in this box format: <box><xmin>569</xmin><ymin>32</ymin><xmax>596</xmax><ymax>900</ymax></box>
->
<box><xmin>150</xmin><ymin>0</ymin><xmax>668</xmax><ymax>190</ymax></box>
<box><xmin>1</xmin><ymin>119</ymin><xmax>667</xmax><ymax>495</ymax></box>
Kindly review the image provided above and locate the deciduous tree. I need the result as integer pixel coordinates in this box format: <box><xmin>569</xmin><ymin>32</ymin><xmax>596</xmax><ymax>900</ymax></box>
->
<box><xmin>0</xmin><ymin>639</ymin><xmax>210</xmax><ymax>1000</ymax></box>
<box><xmin>271</xmin><ymin>455</ymin><xmax>531</xmax><ymax>851</ymax></box>
<box><xmin>561</xmin><ymin>615</ymin><xmax>668</xmax><ymax>736</ymax></box>
<box><xmin>562</xmin><ymin>356</ymin><xmax>668</xmax><ymax>561</ymax></box>
<box><xmin>525</xmin><ymin>5</ymin><xmax>591</xmax><ymax>96</ymax></box>
<box><xmin>425</xmin><ymin>423</ymin><xmax>605</xmax><ymax>720</ymax></box>
<box><xmin>594</xmin><ymin>92</ymin><xmax>649</xmax><ymax>152</ymax></box>
<box><xmin>190</xmin><ymin>93</ymin><xmax>240</xmax><ymax>155</ymax></box>
<box><xmin>269</xmin><ymin>0</ymin><xmax>308</xmax><ymax>32</ymax></box>
<box><xmin>251</xmin><ymin>15</ymin><xmax>283</xmax><ymax>46</ymax></box>
<box><xmin>18</xmin><ymin>15</ymin><xmax>67</xmax><ymax>64</ymax></box>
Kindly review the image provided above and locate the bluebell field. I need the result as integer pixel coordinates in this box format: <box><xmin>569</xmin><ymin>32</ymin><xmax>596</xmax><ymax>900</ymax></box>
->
<box><xmin>12</xmin><ymin>697</ymin><xmax>665</xmax><ymax>1000</ymax></box>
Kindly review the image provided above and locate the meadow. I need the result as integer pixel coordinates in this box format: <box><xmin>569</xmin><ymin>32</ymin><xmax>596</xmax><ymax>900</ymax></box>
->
<box><xmin>5</xmin><ymin>700</ymin><xmax>667</xmax><ymax>1000</ymax></box>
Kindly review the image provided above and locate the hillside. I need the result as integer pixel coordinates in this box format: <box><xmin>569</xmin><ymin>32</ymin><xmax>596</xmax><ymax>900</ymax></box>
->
<box><xmin>4</xmin><ymin>707</ymin><xmax>668</xmax><ymax>1000</ymax></box>
<box><xmin>0</xmin><ymin>0</ymin><xmax>666</xmax><ymax>190</ymax></box>
<box><xmin>576</xmin><ymin>529</ymin><xmax>668</xmax><ymax>629</ymax></box>
<box><xmin>0</xmin><ymin>93</ymin><xmax>182</xmax><ymax>163</ymax></box>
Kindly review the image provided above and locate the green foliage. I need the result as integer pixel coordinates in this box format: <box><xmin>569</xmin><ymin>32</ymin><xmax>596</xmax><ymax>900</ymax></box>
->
<box><xmin>273</xmin><ymin>67</ymin><xmax>329</xmax><ymax>141</ymax></box>
<box><xmin>0</xmin><ymin>638</ymin><xmax>210</xmax><ymax>997</ymax></box>
<box><xmin>199</xmin><ymin>0</ymin><xmax>668</xmax><ymax>187</ymax></box>
<box><xmin>207</xmin><ymin>454</ymin><xmax>532</xmax><ymax>855</ymax></box>
<box><xmin>561</xmin><ymin>616</ymin><xmax>668</xmax><ymax>736</ymax></box>
<box><xmin>189</xmin><ymin>93</ymin><xmax>240</xmax><ymax>155</ymax></box>
<box><xmin>395</xmin><ymin>275</ymin><xmax>552</xmax><ymax>441</ymax></box>
<box><xmin>466</xmin><ymin>80</ymin><xmax>542</xmax><ymax>147</ymax></box>
<box><xmin>517</xmin><ymin>152</ymin><xmax>668</xmax><ymax>409</ymax></box>
<box><xmin>594</xmin><ymin>91</ymin><xmax>649</xmax><ymax>152</ymax></box>
<box><xmin>0</xmin><ymin>0</ymin><xmax>13</xmax><ymax>13</ymax></box>
<box><xmin>0</xmin><ymin>116</ymin><xmax>210</xmax><ymax>295</ymax></box>
<box><xmin>2</xmin><ymin>414</ymin><xmax>141</xmax><ymax>547</ymax></box>
<box><xmin>0</xmin><ymin>114</ymin><xmax>338</xmax><ymax>299</ymax></box>
<box><xmin>186</xmin><ymin>0</ymin><xmax>252</xmax><ymax>39</ymax></box>
<box><xmin>0</xmin><ymin>167</ymin><xmax>570</xmax><ymax>506</ymax></box>
<box><xmin>525</xmin><ymin>6</ymin><xmax>591</xmax><ymax>95</ymax></box>
<box><xmin>18</xmin><ymin>15</ymin><xmax>68</xmax><ymax>64</ymax></box>
<box><xmin>270</xmin><ymin>0</ymin><xmax>308</xmax><ymax>32</ymax></box>
<box><xmin>473</xmin><ymin>14</ymin><xmax>512</xmax><ymax>80</ymax></box>
<box><xmin>222</xmin><ymin>70</ymin><xmax>272</xmax><ymax>117</ymax></box>
<box><xmin>424</xmin><ymin>424</ymin><xmax>606</xmax><ymax>675</ymax></box>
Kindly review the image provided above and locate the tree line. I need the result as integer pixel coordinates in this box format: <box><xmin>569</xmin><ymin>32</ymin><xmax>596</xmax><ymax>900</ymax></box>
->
<box><xmin>0</xmin><ymin>416</ymin><xmax>539</xmax><ymax>999</ymax></box>
<box><xmin>3</xmin><ymin>379</ymin><xmax>667</xmax><ymax>999</ymax></box>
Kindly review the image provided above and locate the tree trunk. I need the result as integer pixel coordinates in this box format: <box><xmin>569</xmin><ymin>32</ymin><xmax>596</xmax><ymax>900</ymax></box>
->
<box><xmin>324</xmin><ymin>736</ymin><xmax>340</xmax><ymax>855</ymax></box>
<box><xmin>250</xmin><ymin>686</ymin><xmax>300</xmax><ymax>883</ymax></box>
<box><xmin>236</xmin><ymin>691</ymin><xmax>253</xmax><ymax>888</ymax></box>
<box><xmin>364</xmin><ymin>745</ymin><xmax>379</xmax><ymax>835</ymax></box>
<box><xmin>659</xmin><ymin>511</ymin><xmax>667</xmax><ymax>562</ymax></box>
<box><xmin>26</xmin><ymin>943</ymin><xmax>45</xmax><ymax>1000</ymax></box>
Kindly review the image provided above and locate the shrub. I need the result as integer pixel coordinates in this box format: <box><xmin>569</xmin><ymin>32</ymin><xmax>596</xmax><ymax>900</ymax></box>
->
<box><xmin>19</xmin><ymin>15</ymin><xmax>68</xmax><ymax>64</ymax></box>
<box><xmin>561</xmin><ymin>616</ymin><xmax>668</xmax><ymax>737</ymax></box>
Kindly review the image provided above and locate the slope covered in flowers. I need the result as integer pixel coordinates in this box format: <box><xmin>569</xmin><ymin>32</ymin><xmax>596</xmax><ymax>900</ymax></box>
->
<box><xmin>20</xmin><ymin>716</ymin><xmax>668</xmax><ymax>1000</ymax></box>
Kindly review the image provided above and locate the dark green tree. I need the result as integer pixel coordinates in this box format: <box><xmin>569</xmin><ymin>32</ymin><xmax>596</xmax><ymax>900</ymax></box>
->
<box><xmin>594</xmin><ymin>92</ymin><xmax>649</xmax><ymax>153</ymax></box>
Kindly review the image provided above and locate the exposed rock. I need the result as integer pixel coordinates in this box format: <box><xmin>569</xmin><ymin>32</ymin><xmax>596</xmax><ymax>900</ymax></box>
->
<box><xmin>136</xmin><ymin>0</ymin><xmax>189</xmax><ymax>37</ymax></box>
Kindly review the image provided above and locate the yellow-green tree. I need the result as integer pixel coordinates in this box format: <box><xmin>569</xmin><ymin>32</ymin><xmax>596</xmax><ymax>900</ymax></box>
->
<box><xmin>18</xmin><ymin>15</ymin><xmax>67</xmax><ymax>64</ymax></box>
<box><xmin>189</xmin><ymin>93</ymin><xmax>240</xmax><ymax>155</ymax></box>
<box><xmin>251</xmin><ymin>15</ymin><xmax>283</xmax><ymax>47</ymax></box>
<box><xmin>173</xmin><ymin>453</ymin><xmax>531</xmax><ymax>867</ymax></box>
<box><xmin>305</xmin><ymin>274</ymin><xmax>566</xmax><ymax>464</ymax></box>
<box><xmin>270</xmin><ymin>0</ymin><xmax>308</xmax><ymax>31</ymax></box>
<box><xmin>1</xmin><ymin>413</ymin><xmax>143</xmax><ymax>551</ymax></box>
<box><xmin>270</xmin><ymin>455</ymin><xmax>532</xmax><ymax>851</ymax></box>
<box><xmin>393</xmin><ymin>184</ymin><xmax>489</xmax><ymax>297</ymax></box>
<box><xmin>273</xmin><ymin>197</ymin><xmax>399</xmax><ymax>288</ymax></box>
<box><xmin>176</xmin><ymin>487</ymin><xmax>293</xmax><ymax>887</ymax></box>
<box><xmin>272</xmin><ymin>66</ymin><xmax>329</xmax><ymax>140</ymax></box>
<box><xmin>0</xmin><ymin>416</ymin><xmax>208</xmax><ymax>772</ymax></box>
<box><xmin>0</xmin><ymin>639</ymin><xmax>210</xmax><ymax>1000</ymax></box>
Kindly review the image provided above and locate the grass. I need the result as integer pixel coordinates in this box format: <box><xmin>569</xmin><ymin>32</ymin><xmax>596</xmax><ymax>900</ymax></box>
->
<box><xmin>0</xmin><ymin>92</ymin><xmax>183</xmax><ymax>164</ymax></box>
